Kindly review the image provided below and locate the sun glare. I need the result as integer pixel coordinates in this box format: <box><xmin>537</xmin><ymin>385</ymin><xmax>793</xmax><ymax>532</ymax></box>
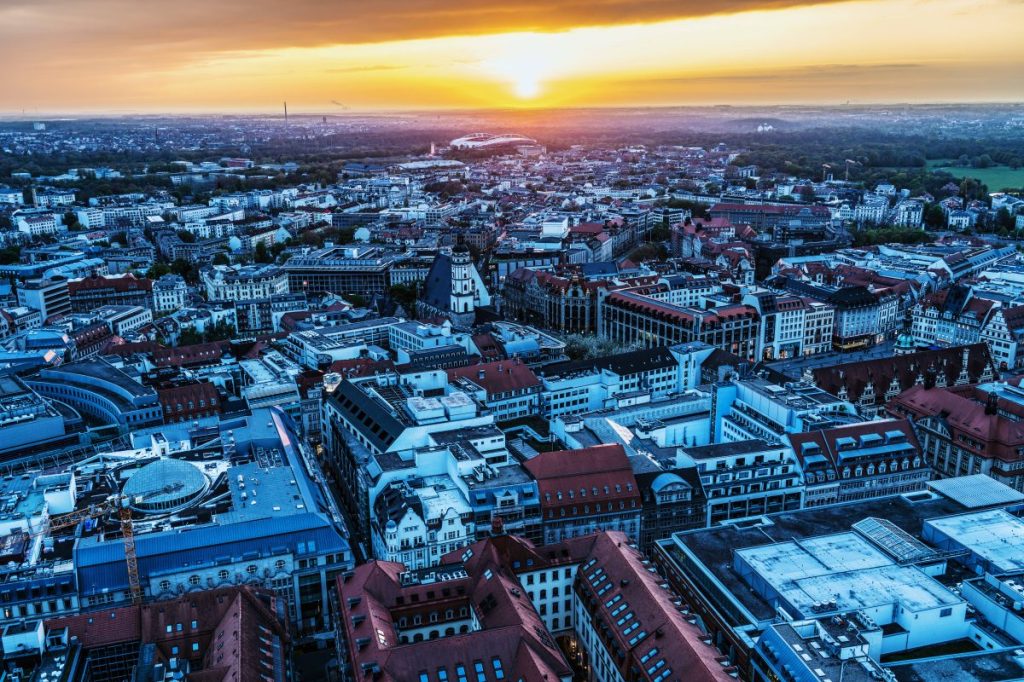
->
<box><xmin>514</xmin><ymin>76</ymin><xmax>541</xmax><ymax>99</ymax></box>
<box><xmin>479</xmin><ymin>36</ymin><xmax>560</xmax><ymax>103</ymax></box>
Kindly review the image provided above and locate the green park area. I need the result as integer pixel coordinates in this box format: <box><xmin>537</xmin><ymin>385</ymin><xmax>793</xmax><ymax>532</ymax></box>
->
<box><xmin>927</xmin><ymin>159</ymin><xmax>1024</xmax><ymax>190</ymax></box>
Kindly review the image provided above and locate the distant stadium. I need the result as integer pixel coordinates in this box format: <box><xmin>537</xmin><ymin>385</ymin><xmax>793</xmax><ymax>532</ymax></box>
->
<box><xmin>449</xmin><ymin>132</ymin><xmax>537</xmax><ymax>150</ymax></box>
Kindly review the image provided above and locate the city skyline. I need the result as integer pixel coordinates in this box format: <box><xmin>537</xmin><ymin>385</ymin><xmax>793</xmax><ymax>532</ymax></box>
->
<box><xmin>2</xmin><ymin>0</ymin><xmax>1023</xmax><ymax>114</ymax></box>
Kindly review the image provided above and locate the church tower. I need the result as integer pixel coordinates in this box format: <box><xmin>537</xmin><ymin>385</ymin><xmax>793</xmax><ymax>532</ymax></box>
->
<box><xmin>449</xmin><ymin>244</ymin><xmax>475</xmax><ymax>317</ymax></box>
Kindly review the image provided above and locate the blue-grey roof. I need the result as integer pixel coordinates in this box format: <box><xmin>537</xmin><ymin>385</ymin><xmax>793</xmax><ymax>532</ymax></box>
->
<box><xmin>421</xmin><ymin>253</ymin><xmax>453</xmax><ymax>312</ymax></box>
<box><xmin>75</xmin><ymin>408</ymin><xmax>349</xmax><ymax>594</ymax></box>
<box><xmin>650</xmin><ymin>472</ymin><xmax>689</xmax><ymax>494</ymax></box>
<box><xmin>75</xmin><ymin>512</ymin><xmax>348</xmax><ymax>594</ymax></box>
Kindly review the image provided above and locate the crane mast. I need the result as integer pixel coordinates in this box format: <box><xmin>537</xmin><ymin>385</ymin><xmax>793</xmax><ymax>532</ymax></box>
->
<box><xmin>43</xmin><ymin>481</ymin><xmax>183</xmax><ymax>605</ymax></box>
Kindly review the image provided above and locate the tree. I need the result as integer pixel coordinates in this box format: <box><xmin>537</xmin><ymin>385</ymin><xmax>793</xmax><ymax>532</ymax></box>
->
<box><xmin>254</xmin><ymin>241</ymin><xmax>271</xmax><ymax>263</ymax></box>
<box><xmin>270</xmin><ymin>240</ymin><xmax>289</xmax><ymax>260</ymax></box>
<box><xmin>146</xmin><ymin>262</ymin><xmax>171</xmax><ymax>279</ymax></box>
<box><xmin>924</xmin><ymin>204</ymin><xmax>946</xmax><ymax>229</ymax></box>
<box><xmin>960</xmin><ymin>178</ymin><xmax>986</xmax><ymax>203</ymax></box>
<box><xmin>176</xmin><ymin>319</ymin><xmax>235</xmax><ymax>346</ymax></box>
<box><xmin>997</xmin><ymin>207</ymin><xmax>1015</xmax><ymax>231</ymax></box>
<box><xmin>170</xmin><ymin>258</ymin><xmax>198</xmax><ymax>284</ymax></box>
<box><xmin>390</xmin><ymin>282</ymin><xmax>420</xmax><ymax>313</ymax></box>
<box><xmin>648</xmin><ymin>225</ymin><xmax>671</xmax><ymax>242</ymax></box>
<box><xmin>212</xmin><ymin>253</ymin><xmax>230</xmax><ymax>266</ymax></box>
<box><xmin>0</xmin><ymin>245</ymin><xmax>21</xmax><ymax>265</ymax></box>
<box><xmin>564</xmin><ymin>334</ymin><xmax>641</xmax><ymax>361</ymax></box>
<box><xmin>972</xmin><ymin>154</ymin><xmax>995</xmax><ymax>169</ymax></box>
<box><xmin>176</xmin><ymin>229</ymin><xmax>197</xmax><ymax>244</ymax></box>
<box><xmin>852</xmin><ymin>227</ymin><xmax>932</xmax><ymax>247</ymax></box>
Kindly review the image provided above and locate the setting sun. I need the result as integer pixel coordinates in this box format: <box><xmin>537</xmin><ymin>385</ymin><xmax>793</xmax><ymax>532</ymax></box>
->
<box><xmin>514</xmin><ymin>77</ymin><xmax>541</xmax><ymax>99</ymax></box>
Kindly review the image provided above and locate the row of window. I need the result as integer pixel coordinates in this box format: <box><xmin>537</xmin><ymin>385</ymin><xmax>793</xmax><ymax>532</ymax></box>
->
<box><xmin>417</xmin><ymin>658</ymin><xmax>506</xmax><ymax>682</ymax></box>
<box><xmin>158</xmin><ymin>561</ymin><xmax>288</xmax><ymax>593</ymax></box>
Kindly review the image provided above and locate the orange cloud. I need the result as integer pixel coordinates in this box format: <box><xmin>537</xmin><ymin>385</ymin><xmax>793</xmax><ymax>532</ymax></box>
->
<box><xmin>1</xmin><ymin>0</ymin><xmax>1021</xmax><ymax>112</ymax></box>
<box><xmin>1</xmin><ymin>0</ymin><xmax>863</xmax><ymax>57</ymax></box>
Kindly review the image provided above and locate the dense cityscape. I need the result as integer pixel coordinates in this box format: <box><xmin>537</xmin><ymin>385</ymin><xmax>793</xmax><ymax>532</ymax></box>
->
<box><xmin>0</xmin><ymin>104</ymin><xmax>1023</xmax><ymax>682</ymax></box>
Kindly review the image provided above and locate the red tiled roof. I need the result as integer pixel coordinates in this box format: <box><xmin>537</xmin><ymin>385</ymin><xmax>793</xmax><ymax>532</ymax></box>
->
<box><xmin>887</xmin><ymin>384</ymin><xmax>1024</xmax><ymax>463</ymax></box>
<box><xmin>814</xmin><ymin>343</ymin><xmax>995</xmax><ymax>406</ymax></box>
<box><xmin>471</xmin><ymin>332</ymin><xmax>503</xmax><ymax>361</ymax></box>
<box><xmin>68</xmin><ymin>272</ymin><xmax>152</xmax><ymax>294</ymax></box>
<box><xmin>577</xmin><ymin>532</ymin><xmax>737</xmax><ymax>682</ymax></box>
<box><xmin>103</xmin><ymin>340</ymin><xmax>163</xmax><ymax>357</ymax></box>
<box><xmin>570</xmin><ymin>222</ymin><xmax>607</xmax><ymax>235</ymax></box>
<box><xmin>46</xmin><ymin>587</ymin><xmax>288</xmax><ymax>681</ymax></box>
<box><xmin>336</xmin><ymin>554</ymin><xmax>571</xmax><ymax>682</ymax></box>
<box><xmin>524</xmin><ymin>444</ymin><xmax>640</xmax><ymax>516</ymax></box>
<box><xmin>158</xmin><ymin>381</ymin><xmax>221</xmax><ymax>418</ymax></box>
<box><xmin>154</xmin><ymin>342</ymin><xmax>227</xmax><ymax>368</ymax></box>
<box><xmin>446</xmin><ymin>359</ymin><xmax>540</xmax><ymax>398</ymax></box>
<box><xmin>711</xmin><ymin>203</ymin><xmax>831</xmax><ymax>217</ymax></box>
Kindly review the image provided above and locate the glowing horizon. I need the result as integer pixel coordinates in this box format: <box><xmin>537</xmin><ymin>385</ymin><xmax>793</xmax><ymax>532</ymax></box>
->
<box><xmin>1</xmin><ymin>0</ymin><xmax>1022</xmax><ymax>114</ymax></box>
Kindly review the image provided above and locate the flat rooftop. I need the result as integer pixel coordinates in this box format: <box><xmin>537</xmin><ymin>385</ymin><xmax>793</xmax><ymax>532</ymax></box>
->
<box><xmin>771</xmin><ymin>621</ymin><xmax>883</xmax><ymax>682</ymax></box>
<box><xmin>888</xmin><ymin>650</ymin><xmax>1024</xmax><ymax>682</ymax></box>
<box><xmin>743</xmin><ymin>378</ymin><xmax>844</xmax><ymax>410</ymax></box>
<box><xmin>739</xmin><ymin>533</ymin><xmax>960</xmax><ymax>617</ymax></box>
<box><xmin>682</xmin><ymin>439</ymin><xmax>777</xmax><ymax>461</ymax></box>
<box><xmin>924</xmin><ymin>509</ymin><xmax>1024</xmax><ymax>574</ymax></box>
<box><xmin>660</xmin><ymin>493</ymin><xmax>975</xmax><ymax>622</ymax></box>
<box><xmin>219</xmin><ymin>460</ymin><xmax>312</xmax><ymax>524</ymax></box>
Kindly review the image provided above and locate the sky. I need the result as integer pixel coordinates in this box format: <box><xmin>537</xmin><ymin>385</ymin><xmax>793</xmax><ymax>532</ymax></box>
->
<box><xmin>1</xmin><ymin>0</ymin><xmax>1022</xmax><ymax>113</ymax></box>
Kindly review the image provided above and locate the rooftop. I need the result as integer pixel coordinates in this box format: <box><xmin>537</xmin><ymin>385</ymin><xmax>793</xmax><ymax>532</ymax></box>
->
<box><xmin>924</xmin><ymin>509</ymin><xmax>1024</xmax><ymax>574</ymax></box>
<box><xmin>927</xmin><ymin>475</ymin><xmax>1024</xmax><ymax>509</ymax></box>
<box><xmin>42</xmin><ymin>357</ymin><xmax>153</xmax><ymax>400</ymax></box>
<box><xmin>888</xmin><ymin>650</ymin><xmax>1024</xmax><ymax>682</ymax></box>
<box><xmin>659</xmin><ymin>492</ymin><xmax>985</xmax><ymax>622</ymax></box>
<box><xmin>737</xmin><ymin>532</ymin><xmax>959</xmax><ymax>617</ymax></box>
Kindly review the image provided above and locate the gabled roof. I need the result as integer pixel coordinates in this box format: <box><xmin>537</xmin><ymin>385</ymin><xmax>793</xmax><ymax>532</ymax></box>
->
<box><xmin>446</xmin><ymin>359</ymin><xmax>540</xmax><ymax>397</ymax></box>
<box><xmin>524</xmin><ymin>444</ymin><xmax>640</xmax><ymax>516</ymax></box>
<box><xmin>46</xmin><ymin>587</ymin><xmax>288</xmax><ymax>681</ymax></box>
<box><xmin>887</xmin><ymin>384</ymin><xmax>1024</xmax><ymax>464</ymax></box>
<box><xmin>153</xmin><ymin>341</ymin><xmax>227</xmax><ymax>368</ymax></box>
<box><xmin>813</xmin><ymin>343</ymin><xmax>995</xmax><ymax>405</ymax></box>
<box><xmin>523</xmin><ymin>443</ymin><xmax>630</xmax><ymax>480</ymax></box>
<box><xmin>69</xmin><ymin>272</ymin><xmax>153</xmax><ymax>294</ymax></box>
<box><xmin>787</xmin><ymin>419</ymin><xmax>919</xmax><ymax>470</ymax></box>
<box><xmin>577</xmin><ymin>532</ymin><xmax>737</xmax><ymax>681</ymax></box>
<box><xmin>337</xmin><ymin>546</ymin><xmax>572</xmax><ymax>682</ymax></box>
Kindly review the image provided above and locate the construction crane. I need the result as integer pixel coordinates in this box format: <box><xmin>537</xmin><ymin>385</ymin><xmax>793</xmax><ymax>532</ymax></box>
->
<box><xmin>844</xmin><ymin>159</ymin><xmax>862</xmax><ymax>183</ymax></box>
<box><xmin>42</xmin><ymin>482</ymin><xmax>185</xmax><ymax>605</ymax></box>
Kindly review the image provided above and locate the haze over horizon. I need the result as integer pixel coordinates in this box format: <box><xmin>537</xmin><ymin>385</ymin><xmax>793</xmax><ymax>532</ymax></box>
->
<box><xmin>2</xmin><ymin>0</ymin><xmax>1023</xmax><ymax>114</ymax></box>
